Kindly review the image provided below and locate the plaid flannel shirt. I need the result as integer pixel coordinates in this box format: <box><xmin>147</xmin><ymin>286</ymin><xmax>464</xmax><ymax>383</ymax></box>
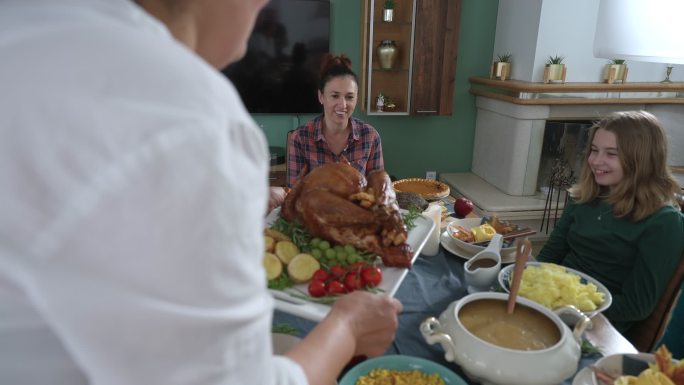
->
<box><xmin>286</xmin><ymin>116</ymin><xmax>384</xmax><ymax>187</ymax></box>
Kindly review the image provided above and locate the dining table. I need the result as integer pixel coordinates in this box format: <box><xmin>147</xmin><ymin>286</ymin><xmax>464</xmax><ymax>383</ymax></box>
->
<box><xmin>271</xmin><ymin>202</ymin><xmax>638</xmax><ymax>385</ymax></box>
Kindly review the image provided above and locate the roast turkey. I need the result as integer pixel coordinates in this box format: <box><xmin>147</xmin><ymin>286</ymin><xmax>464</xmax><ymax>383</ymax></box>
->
<box><xmin>281</xmin><ymin>163</ymin><xmax>413</xmax><ymax>268</ymax></box>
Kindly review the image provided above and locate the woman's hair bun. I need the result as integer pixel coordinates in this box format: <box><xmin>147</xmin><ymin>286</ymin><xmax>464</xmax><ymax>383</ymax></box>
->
<box><xmin>320</xmin><ymin>53</ymin><xmax>353</xmax><ymax>76</ymax></box>
<box><xmin>318</xmin><ymin>53</ymin><xmax>358</xmax><ymax>91</ymax></box>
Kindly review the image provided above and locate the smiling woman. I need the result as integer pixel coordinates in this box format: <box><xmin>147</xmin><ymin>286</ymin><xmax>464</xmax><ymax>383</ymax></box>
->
<box><xmin>287</xmin><ymin>54</ymin><xmax>385</xmax><ymax>188</ymax></box>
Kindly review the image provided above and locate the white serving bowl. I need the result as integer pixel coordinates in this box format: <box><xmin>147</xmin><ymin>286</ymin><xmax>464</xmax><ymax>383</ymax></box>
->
<box><xmin>498</xmin><ymin>261</ymin><xmax>612</xmax><ymax>318</ymax></box>
<box><xmin>421</xmin><ymin>292</ymin><xmax>592</xmax><ymax>385</ymax></box>
<box><xmin>446</xmin><ymin>218</ymin><xmax>517</xmax><ymax>255</ymax></box>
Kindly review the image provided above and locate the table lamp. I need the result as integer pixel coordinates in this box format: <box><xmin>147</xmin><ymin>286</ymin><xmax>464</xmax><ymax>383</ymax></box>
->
<box><xmin>594</xmin><ymin>0</ymin><xmax>684</xmax><ymax>81</ymax></box>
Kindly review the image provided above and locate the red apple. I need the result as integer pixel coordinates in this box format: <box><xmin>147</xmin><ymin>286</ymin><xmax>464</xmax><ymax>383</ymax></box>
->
<box><xmin>454</xmin><ymin>197</ymin><xmax>474</xmax><ymax>218</ymax></box>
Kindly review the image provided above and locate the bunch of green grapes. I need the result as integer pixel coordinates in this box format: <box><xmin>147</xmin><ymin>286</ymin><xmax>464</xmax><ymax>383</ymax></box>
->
<box><xmin>307</xmin><ymin>238</ymin><xmax>373</xmax><ymax>268</ymax></box>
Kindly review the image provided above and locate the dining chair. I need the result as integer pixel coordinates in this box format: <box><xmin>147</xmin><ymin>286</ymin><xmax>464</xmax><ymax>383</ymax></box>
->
<box><xmin>625</xmin><ymin>250</ymin><xmax>684</xmax><ymax>352</ymax></box>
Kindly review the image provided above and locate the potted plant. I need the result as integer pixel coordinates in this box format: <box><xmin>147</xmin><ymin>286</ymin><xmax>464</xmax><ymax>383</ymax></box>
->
<box><xmin>490</xmin><ymin>53</ymin><xmax>512</xmax><ymax>81</ymax></box>
<box><xmin>603</xmin><ymin>59</ymin><xmax>628</xmax><ymax>84</ymax></box>
<box><xmin>544</xmin><ymin>55</ymin><xmax>566</xmax><ymax>83</ymax></box>
<box><xmin>383</xmin><ymin>0</ymin><xmax>395</xmax><ymax>22</ymax></box>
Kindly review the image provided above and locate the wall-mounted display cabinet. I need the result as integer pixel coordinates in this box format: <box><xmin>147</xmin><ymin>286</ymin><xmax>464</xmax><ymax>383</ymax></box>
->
<box><xmin>361</xmin><ymin>0</ymin><xmax>462</xmax><ymax>116</ymax></box>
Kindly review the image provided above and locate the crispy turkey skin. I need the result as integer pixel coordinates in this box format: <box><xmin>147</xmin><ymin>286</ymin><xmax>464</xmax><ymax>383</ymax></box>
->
<box><xmin>281</xmin><ymin>163</ymin><xmax>412</xmax><ymax>268</ymax></box>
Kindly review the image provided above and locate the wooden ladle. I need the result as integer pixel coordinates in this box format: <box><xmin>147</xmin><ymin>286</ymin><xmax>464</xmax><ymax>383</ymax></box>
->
<box><xmin>507</xmin><ymin>238</ymin><xmax>533</xmax><ymax>314</ymax></box>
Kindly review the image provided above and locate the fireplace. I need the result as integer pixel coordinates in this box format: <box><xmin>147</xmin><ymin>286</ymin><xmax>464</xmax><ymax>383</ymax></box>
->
<box><xmin>439</xmin><ymin>78</ymin><xmax>684</xmax><ymax>239</ymax></box>
<box><xmin>469</xmin><ymin>97</ymin><xmax>639</xmax><ymax>197</ymax></box>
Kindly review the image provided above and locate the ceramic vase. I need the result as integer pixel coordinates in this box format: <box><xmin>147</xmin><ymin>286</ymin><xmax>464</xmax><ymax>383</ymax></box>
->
<box><xmin>377</xmin><ymin>40</ymin><xmax>398</xmax><ymax>70</ymax></box>
<box><xmin>383</xmin><ymin>8</ymin><xmax>394</xmax><ymax>22</ymax></box>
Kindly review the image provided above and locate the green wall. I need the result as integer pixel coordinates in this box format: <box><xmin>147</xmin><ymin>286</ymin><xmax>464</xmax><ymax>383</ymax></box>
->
<box><xmin>255</xmin><ymin>0</ymin><xmax>499</xmax><ymax>180</ymax></box>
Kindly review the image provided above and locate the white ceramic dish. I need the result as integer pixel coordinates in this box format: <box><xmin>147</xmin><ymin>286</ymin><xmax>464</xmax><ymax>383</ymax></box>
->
<box><xmin>440</xmin><ymin>230</ymin><xmax>518</xmax><ymax>264</ymax></box>
<box><xmin>421</xmin><ymin>292</ymin><xmax>591</xmax><ymax>385</ymax></box>
<box><xmin>572</xmin><ymin>366</ymin><xmax>593</xmax><ymax>385</ymax></box>
<box><xmin>266</xmin><ymin>207</ymin><xmax>433</xmax><ymax>322</ymax></box>
<box><xmin>591</xmin><ymin>353</ymin><xmax>656</xmax><ymax>385</ymax></box>
<box><xmin>446</xmin><ymin>218</ymin><xmax>518</xmax><ymax>255</ymax></box>
<box><xmin>498</xmin><ymin>262</ymin><xmax>613</xmax><ymax>318</ymax></box>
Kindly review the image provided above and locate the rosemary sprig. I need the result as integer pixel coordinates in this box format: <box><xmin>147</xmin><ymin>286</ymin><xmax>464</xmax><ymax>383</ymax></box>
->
<box><xmin>287</xmin><ymin>287</ymin><xmax>387</xmax><ymax>305</ymax></box>
<box><xmin>272</xmin><ymin>323</ymin><xmax>299</xmax><ymax>336</ymax></box>
<box><xmin>270</xmin><ymin>217</ymin><xmax>312</xmax><ymax>251</ymax></box>
<box><xmin>290</xmin><ymin>288</ymin><xmax>339</xmax><ymax>304</ymax></box>
<box><xmin>402</xmin><ymin>205</ymin><xmax>421</xmax><ymax>230</ymax></box>
<box><xmin>268</xmin><ymin>273</ymin><xmax>294</xmax><ymax>290</ymax></box>
<box><xmin>581</xmin><ymin>339</ymin><xmax>602</xmax><ymax>355</ymax></box>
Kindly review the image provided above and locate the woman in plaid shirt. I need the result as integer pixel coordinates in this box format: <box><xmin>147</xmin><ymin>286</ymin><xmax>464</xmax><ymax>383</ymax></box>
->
<box><xmin>286</xmin><ymin>54</ymin><xmax>384</xmax><ymax>188</ymax></box>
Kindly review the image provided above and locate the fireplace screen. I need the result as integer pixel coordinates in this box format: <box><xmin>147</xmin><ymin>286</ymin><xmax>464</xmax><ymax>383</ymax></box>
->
<box><xmin>538</xmin><ymin>120</ymin><xmax>593</xmax><ymax>232</ymax></box>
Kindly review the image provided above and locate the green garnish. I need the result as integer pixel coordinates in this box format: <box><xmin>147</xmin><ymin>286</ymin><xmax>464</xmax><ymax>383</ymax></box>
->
<box><xmin>290</xmin><ymin>289</ymin><xmax>338</xmax><ymax>304</ymax></box>
<box><xmin>402</xmin><ymin>205</ymin><xmax>421</xmax><ymax>230</ymax></box>
<box><xmin>287</xmin><ymin>287</ymin><xmax>387</xmax><ymax>305</ymax></box>
<box><xmin>581</xmin><ymin>339</ymin><xmax>602</xmax><ymax>355</ymax></box>
<box><xmin>272</xmin><ymin>323</ymin><xmax>299</xmax><ymax>335</ymax></box>
<box><xmin>268</xmin><ymin>273</ymin><xmax>294</xmax><ymax>290</ymax></box>
<box><xmin>271</xmin><ymin>217</ymin><xmax>311</xmax><ymax>251</ymax></box>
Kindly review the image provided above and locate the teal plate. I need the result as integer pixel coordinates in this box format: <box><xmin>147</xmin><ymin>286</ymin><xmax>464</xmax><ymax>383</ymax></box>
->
<box><xmin>339</xmin><ymin>355</ymin><xmax>467</xmax><ymax>385</ymax></box>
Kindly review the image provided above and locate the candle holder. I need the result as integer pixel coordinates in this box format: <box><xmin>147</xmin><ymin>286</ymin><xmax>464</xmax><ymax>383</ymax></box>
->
<box><xmin>661</xmin><ymin>64</ymin><xmax>674</xmax><ymax>83</ymax></box>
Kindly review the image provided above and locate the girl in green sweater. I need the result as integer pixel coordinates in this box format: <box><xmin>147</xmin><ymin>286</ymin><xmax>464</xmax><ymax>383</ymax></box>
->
<box><xmin>537</xmin><ymin>111</ymin><xmax>684</xmax><ymax>333</ymax></box>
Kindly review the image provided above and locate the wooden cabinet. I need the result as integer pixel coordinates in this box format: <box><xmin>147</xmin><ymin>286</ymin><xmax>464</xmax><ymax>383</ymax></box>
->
<box><xmin>361</xmin><ymin>0</ymin><xmax>461</xmax><ymax>116</ymax></box>
<box><xmin>411</xmin><ymin>0</ymin><xmax>461</xmax><ymax>115</ymax></box>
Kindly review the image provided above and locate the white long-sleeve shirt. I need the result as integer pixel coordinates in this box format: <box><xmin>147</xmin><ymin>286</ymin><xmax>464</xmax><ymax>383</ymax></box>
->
<box><xmin>0</xmin><ymin>1</ymin><xmax>307</xmax><ymax>384</ymax></box>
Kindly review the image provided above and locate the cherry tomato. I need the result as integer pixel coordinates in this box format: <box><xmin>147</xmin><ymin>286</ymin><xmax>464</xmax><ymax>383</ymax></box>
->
<box><xmin>329</xmin><ymin>265</ymin><xmax>347</xmax><ymax>279</ymax></box>
<box><xmin>327</xmin><ymin>280</ymin><xmax>347</xmax><ymax>295</ymax></box>
<box><xmin>308</xmin><ymin>280</ymin><xmax>327</xmax><ymax>298</ymax></box>
<box><xmin>361</xmin><ymin>266</ymin><xmax>382</xmax><ymax>288</ymax></box>
<box><xmin>348</xmin><ymin>262</ymin><xmax>366</xmax><ymax>273</ymax></box>
<box><xmin>312</xmin><ymin>269</ymin><xmax>330</xmax><ymax>282</ymax></box>
<box><xmin>343</xmin><ymin>272</ymin><xmax>363</xmax><ymax>292</ymax></box>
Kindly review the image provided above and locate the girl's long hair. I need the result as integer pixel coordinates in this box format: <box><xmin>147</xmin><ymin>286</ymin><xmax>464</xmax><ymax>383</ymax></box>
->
<box><xmin>570</xmin><ymin>111</ymin><xmax>681</xmax><ymax>222</ymax></box>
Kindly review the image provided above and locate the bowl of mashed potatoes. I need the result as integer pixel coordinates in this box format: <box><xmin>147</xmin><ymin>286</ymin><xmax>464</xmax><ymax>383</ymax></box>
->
<box><xmin>498</xmin><ymin>261</ymin><xmax>612</xmax><ymax>317</ymax></box>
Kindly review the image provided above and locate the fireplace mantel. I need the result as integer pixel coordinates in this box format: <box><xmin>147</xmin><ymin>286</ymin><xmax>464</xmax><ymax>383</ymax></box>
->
<box><xmin>469</xmin><ymin>76</ymin><xmax>684</xmax><ymax>105</ymax></box>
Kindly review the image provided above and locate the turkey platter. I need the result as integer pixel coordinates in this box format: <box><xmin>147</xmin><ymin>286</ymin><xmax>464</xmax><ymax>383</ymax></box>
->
<box><xmin>281</xmin><ymin>163</ymin><xmax>413</xmax><ymax>268</ymax></box>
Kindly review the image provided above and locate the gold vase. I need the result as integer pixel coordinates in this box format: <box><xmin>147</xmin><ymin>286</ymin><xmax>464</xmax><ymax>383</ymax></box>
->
<box><xmin>543</xmin><ymin>64</ymin><xmax>566</xmax><ymax>83</ymax></box>
<box><xmin>603</xmin><ymin>64</ymin><xmax>628</xmax><ymax>83</ymax></box>
<box><xmin>377</xmin><ymin>40</ymin><xmax>398</xmax><ymax>70</ymax></box>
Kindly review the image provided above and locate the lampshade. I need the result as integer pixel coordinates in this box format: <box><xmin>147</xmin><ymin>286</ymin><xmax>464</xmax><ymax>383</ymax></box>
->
<box><xmin>594</xmin><ymin>0</ymin><xmax>684</xmax><ymax>64</ymax></box>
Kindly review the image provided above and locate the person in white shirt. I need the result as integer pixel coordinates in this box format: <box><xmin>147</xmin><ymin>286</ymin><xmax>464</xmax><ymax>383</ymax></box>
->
<box><xmin>0</xmin><ymin>1</ymin><xmax>402</xmax><ymax>385</ymax></box>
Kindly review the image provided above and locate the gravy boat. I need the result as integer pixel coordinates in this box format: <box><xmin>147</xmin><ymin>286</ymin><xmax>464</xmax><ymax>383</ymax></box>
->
<box><xmin>463</xmin><ymin>233</ymin><xmax>502</xmax><ymax>293</ymax></box>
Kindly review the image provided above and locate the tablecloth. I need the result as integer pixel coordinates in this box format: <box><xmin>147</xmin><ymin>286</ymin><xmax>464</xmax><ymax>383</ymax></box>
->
<box><xmin>273</xmin><ymin>244</ymin><xmax>601</xmax><ymax>384</ymax></box>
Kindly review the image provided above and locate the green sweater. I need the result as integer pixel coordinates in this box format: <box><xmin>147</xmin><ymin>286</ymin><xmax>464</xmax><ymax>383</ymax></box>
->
<box><xmin>537</xmin><ymin>200</ymin><xmax>684</xmax><ymax>332</ymax></box>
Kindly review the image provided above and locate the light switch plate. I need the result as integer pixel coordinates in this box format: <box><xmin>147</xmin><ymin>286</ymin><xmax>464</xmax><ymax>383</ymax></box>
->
<box><xmin>426</xmin><ymin>171</ymin><xmax>437</xmax><ymax>180</ymax></box>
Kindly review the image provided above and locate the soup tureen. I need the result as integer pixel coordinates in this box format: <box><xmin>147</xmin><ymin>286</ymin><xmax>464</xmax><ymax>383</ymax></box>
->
<box><xmin>420</xmin><ymin>292</ymin><xmax>592</xmax><ymax>385</ymax></box>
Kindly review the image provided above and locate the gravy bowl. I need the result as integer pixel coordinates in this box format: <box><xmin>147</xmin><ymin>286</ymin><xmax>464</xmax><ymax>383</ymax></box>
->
<box><xmin>420</xmin><ymin>292</ymin><xmax>592</xmax><ymax>385</ymax></box>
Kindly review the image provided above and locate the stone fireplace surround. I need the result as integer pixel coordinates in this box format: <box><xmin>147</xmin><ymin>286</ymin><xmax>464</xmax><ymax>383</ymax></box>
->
<box><xmin>439</xmin><ymin>78</ymin><xmax>684</xmax><ymax>239</ymax></box>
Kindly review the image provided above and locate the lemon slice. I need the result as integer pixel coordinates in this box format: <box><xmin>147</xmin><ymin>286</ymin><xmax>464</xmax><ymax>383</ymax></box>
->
<box><xmin>287</xmin><ymin>253</ymin><xmax>320</xmax><ymax>283</ymax></box>
<box><xmin>263</xmin><ymin>252</ymin><xmax>283</xmax><ymax>280</ymax></box>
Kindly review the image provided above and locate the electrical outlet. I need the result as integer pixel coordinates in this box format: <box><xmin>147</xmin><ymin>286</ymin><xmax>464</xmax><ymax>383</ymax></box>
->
<box><xmin>426</xmin><ymin>171</ymin><xmax>437</xmax><ymax>180</ymax></box>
